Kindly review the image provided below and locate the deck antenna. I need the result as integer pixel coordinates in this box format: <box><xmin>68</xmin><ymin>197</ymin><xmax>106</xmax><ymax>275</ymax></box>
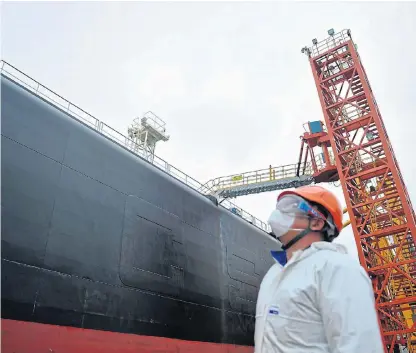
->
<box><xmin>127</xmin><ymin>111</ymin><xmax>170</xmax><ymax>163</ymax></box>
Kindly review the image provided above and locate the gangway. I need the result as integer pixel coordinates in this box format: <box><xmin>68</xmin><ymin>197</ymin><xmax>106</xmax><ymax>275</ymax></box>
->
<box><xmin>204</xmin><ymin>120</ymin><xmax>339</xmax><ymax>199</ymax></box>
<box><xmin>202</xmin><ymin>162</ymin><xmax>315</xmax><ymax>198</ymax></box>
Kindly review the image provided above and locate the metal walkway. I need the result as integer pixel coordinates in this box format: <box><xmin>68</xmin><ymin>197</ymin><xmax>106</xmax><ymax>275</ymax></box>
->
<box><xmin>203</xmin><ymin>163</ymin><xmax>315</xmax><ymax>198</ymax></box>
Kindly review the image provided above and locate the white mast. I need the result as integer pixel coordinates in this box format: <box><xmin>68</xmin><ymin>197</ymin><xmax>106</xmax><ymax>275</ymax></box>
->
<box><xmin>127</xmin><ymin>111</ymin><xmax>170</xmax><ymax>163</ymax></box>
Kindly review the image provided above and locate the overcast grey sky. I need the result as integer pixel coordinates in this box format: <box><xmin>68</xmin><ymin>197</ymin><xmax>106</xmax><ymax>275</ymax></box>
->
<box><xmin>2</xmin><ymin>1</ymin><xmax>416</xmax><ymax>260</ymax></box>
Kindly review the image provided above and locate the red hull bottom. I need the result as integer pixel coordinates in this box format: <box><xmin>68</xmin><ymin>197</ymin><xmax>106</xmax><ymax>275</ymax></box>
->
<box><xmin>1</xmin><ymin>319</ymin><xmax>253</xmax><ymax>353</ymax></box>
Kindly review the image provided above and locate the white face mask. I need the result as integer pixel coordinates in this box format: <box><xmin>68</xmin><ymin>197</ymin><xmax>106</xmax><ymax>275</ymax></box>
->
<box><xmin>268</xmin><ymin>209</ymin><xmax>306</xmax><ymax>244</ymax></box>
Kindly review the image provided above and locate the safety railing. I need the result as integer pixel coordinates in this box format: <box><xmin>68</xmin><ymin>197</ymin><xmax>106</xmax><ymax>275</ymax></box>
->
<box><xmin>0</xmin><ymin>60</ymin><xmax>271</xmax><ymax>233</ymax></box>
<box><xmin>308</xmin><ymin>29</ymin><xmax>352</xmax><ymax>58</ymax></box>
<box><xmin>143</xmin><ymin>111</ymin><xmax>167</xmax><ymax>130</ymax></box>
<box><xmin>313</xmin><ymin>150</ymin><xmax>336</xmax><ymax>171</ymax></box>
<box><xmin>132</xmin><ymin>111</ymin><xmax>169</xmax><ymax>138</ymax></box>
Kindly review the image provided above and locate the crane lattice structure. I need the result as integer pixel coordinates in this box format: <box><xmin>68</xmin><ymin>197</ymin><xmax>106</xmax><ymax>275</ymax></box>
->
<box><xmin>204</xmin><ymin>29</ymin><xmax>416</xmax><ymax>353</ymax></box>
<box><xmin>304</xmin><ymin>29</ymin><xmax>416</xmax><ymax>353</ymax></box>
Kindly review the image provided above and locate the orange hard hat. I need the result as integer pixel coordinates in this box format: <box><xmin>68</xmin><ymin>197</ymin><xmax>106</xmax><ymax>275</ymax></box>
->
<box><xmin>278</xmin><ymin>185</ymin><xmax>343</xmax><ymax>233</ymax></box>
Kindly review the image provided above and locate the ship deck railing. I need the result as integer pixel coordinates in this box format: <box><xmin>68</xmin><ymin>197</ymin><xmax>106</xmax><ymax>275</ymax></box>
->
<box><xmin>0</xmin><ymin>60</ymin><xmax>271</xmax><ymax>233</ymax></box>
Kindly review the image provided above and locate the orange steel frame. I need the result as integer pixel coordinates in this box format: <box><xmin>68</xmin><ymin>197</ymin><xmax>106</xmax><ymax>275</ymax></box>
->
<box><xmin>303</xmin><ymin>30</ymin><xmax>416</xmax><ymax>352</ymax></box>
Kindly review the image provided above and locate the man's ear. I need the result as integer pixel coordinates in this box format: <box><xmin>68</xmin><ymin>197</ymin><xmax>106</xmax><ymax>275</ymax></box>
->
<box><xmin>310</xmin><ymin>218</ymin><xmax>325</xmax><ymax>231</ymax></box>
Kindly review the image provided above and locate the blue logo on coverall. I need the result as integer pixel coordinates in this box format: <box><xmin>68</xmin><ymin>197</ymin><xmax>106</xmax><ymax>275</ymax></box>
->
<box><xmin>269</xmin><ymin>306</ymin><xmax>279</xmax><ymax>315</ymax></box>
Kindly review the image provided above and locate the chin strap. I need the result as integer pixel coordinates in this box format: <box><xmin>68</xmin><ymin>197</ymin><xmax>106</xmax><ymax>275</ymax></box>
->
<box><xmin>281</xmin><ymin>228</ymin><xmax>311</xmax><ymax>251</ymax></box>
<box><xmin>279</xmin><ymin>215</ymin><xmax>334</xmax><ymax>251</ymax></box>
<box><xmin>280</xmin><ymin>218</ymin><xmax>325</xmax><ymax>251</ymax></box>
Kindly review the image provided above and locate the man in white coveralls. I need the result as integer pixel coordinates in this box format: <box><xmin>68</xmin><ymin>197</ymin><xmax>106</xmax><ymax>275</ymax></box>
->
<box><xmin>254</xmin><ymin>185</ymin><xmax>384</xmax><ymax>353</ymax></box>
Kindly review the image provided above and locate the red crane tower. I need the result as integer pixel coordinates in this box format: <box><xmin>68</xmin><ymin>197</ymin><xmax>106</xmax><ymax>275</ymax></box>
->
<box><xmin>301</xmin><ymin>29</ymin><xmax>416</xmax><ymax>352</ymax></box>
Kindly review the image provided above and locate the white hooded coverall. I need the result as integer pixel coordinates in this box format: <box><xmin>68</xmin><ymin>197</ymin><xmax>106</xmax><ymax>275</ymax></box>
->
<box><xmin>254</xmin><ymin>242</ymin><xmax>384</xmax><ymax>353</ymax></box>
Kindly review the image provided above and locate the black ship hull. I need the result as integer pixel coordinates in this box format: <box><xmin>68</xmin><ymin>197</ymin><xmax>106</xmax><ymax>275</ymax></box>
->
<box><xmin>1</xmin><ymin>70</ymin><xmax>278</xmax><ymax>352</ymax></box>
